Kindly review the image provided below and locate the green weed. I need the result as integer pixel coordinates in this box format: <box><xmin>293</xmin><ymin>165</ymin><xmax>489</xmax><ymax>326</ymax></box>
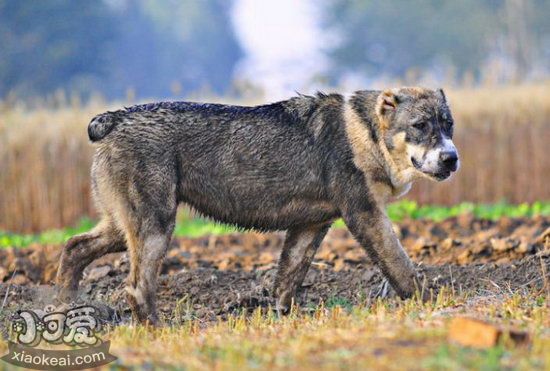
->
<box><xmin>1</xmin><ymin>201</ymin><xmax>548</xmax><ymax>248</ymax></box>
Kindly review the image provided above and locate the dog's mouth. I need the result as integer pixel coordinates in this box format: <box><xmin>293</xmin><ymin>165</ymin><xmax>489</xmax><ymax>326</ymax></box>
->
<box><xmin>411</xmin><ymin>157</ymin><xmax>451</xmax><ymax>181</ymax></box>
<box><xmin>432</xmin><ymin>170</ymin><xmax>451</xmax><ymax>181</ymax></box>
<box><xmin>411</xmin><ymin>157</ymin><xmax>422</xmax><ymax>170</ymax></box>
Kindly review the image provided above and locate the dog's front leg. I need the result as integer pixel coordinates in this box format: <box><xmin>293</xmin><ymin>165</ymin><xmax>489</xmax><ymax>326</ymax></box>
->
<box><xmin>342</xmin><ymin>206</ymin><xmax>419</xmax><ymax>298</ymax></box>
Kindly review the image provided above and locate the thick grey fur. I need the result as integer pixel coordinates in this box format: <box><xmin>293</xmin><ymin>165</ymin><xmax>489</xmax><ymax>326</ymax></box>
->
<box><xmin>57</xmin><ymin>89</ymin><xmax>457</xmax><ymax>324</ymax></box>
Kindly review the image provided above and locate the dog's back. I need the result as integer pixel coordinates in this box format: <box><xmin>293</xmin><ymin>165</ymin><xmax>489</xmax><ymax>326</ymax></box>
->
<box><xmin>89</xmin><ymin>96</ymin><xmax>346</xmax><ymax>232</ymax></box>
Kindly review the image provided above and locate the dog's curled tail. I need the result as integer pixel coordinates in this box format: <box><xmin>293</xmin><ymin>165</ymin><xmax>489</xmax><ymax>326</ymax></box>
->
<box><xmin>88</xmin><ymin>112</ymin><xmax>120</xmax><ymax>142</ymax></box>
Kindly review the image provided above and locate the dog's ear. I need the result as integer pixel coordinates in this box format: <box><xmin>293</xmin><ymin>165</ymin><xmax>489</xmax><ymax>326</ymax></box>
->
<box><xmin>376</xmin><ymin>89</ymin><xmax>402</xmax><ymax>128</ymax></box>
<box><xmin>437</xmin><ymin>88</ymin><xmax>447</xmax><ymax>103</ymax></box>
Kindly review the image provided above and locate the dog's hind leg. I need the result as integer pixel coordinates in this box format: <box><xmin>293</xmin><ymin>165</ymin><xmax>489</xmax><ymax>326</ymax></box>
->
<box><xmin>124</xmin><ymin>226</ymin><xmax>173</xmax><ymax>325</ymax></box>
<box><xmin>121</xmin><ymin>189</ymin><xmax>177</xmax><ymax>325</ymax></box>
<box><xmin>56</xmin><ymin>218</ymin><xmax>126</xmax><ymax>302</ymax></box>
<box><xmin>273</xmin><ymin>223</ymin><xmax>330</xmax><ymax>313</ymax></box>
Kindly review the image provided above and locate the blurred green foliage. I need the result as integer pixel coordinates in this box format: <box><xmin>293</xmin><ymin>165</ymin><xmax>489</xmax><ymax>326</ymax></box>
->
<box><xmin>385</xmin><ymin>200</ymin><xmax>550</xmax><ymax>222</ymax></box>
<box><xmin>0</xmin><ymin>0</ymin><xmax>114</xmax><ymax>97</ymax></box>
<box><xmin>1</xmin><ymin>201</ymin><xmax>548</xmax><ymax>248</ymax></box>
<box><xmin>0</xmin><ymin>0</ymin><xmax>242</xmax><ymax>99</ymax></box>
<box><xmin>325</xmin><ymin>0</ymin><xmax>550</xmax><ymax>81</ymax></box>
<box><xmin>0</xmin><ymin>217</ymin><xmax>95</xmax><ymax>248</ymax></box>
<box><xmin>326</xmin><ymin>0</ymin><xmax>493</xmax><ymax>78</ymax></box>
<box><xmin>2</xmin><ymin>0</ymin><xmax>549</xmax><ymax>100</ymax></box>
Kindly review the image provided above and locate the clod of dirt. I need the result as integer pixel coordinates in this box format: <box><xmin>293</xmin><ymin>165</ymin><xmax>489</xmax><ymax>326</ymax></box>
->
<box><xmin>0</xmin><ymin>216</ymin><xmax>549</xmax><ymax>323</ymax></box>
<box><xmin>2</xmin><ymin>216</ymin><xmax>548</xmax><ymax>286</ymax></box>
<box><xmin>448</xmin><ymin>317</ymin><xmax>530</xmax><ymax>348</ymax></box>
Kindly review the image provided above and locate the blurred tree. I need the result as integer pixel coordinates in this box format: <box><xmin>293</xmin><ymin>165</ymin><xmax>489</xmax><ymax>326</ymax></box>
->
<box><xmin>107</xmin><ymin>0</ymin><xmax>242</xmax><ymax>99</ymax></box>
<box><xmin>501</xmin><ymin>0</ymin><xmax>550</xmax><ymax>80</ymax></box>
<box><xmin>0</xmin><ymin>0</ymin><xmax>242</xmax><ymax>100</ymax></box>
<box><xmin>324</xmin><ymin>0</ymin><xmax>502</xmax><ymax>82</ymax></box>
<box><xmin>0</xmin><ymin>0</ymin><xmax>115</xmax><ymax>97</ymax></box>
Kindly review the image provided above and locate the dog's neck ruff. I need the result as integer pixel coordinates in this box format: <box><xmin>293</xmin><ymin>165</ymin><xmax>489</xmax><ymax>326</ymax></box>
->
<box><xmin>343</xmin><ymin>99</ymin><xmax>413</xmax><ymax>201</ymax></box>
<box><xmin>377</xmin><ymin>135</ymin><xmax>416</xmax><ymax>189</ymax></box>
<box><xmin>377</xmin><ymin>142</ymin><xmax>415</xmax><ymax>197</ymax></box>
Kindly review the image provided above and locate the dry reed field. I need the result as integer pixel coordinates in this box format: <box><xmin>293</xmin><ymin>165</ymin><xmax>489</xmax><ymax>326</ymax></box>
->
<box><xmin>0</xmin><ymin>84</ymin><xmax>549</xmax><ymax>232</ymax></box>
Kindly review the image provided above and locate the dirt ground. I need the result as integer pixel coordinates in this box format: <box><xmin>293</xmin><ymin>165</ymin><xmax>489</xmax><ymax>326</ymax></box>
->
<box><xmin>0</xmin><ymin>215</ymin><xmax>548</xmax><ymax>323</ymax></box>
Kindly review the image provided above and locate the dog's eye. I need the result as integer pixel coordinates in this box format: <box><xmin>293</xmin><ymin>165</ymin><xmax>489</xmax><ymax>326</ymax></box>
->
<box><xmin>444</xmin><ymin>120</ymin><xmax>454</xmax><ymax>133</ymax></box>
<box><xmin>412</xmin><ymin>121</ymin><xmax>427</xmax><ymax>131</ymax></box>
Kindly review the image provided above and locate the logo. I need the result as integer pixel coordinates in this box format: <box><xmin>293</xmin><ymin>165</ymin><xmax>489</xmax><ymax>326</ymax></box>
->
<box><xmin>2</xmin><ymin>304</ymin><xmax>117</xmax><ymax>370</ymax></box>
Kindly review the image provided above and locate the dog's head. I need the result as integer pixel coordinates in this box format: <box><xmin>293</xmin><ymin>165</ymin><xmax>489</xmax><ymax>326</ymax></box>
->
<box><xmin>375</xmin><ymin>87</ymin><xmax>459</xmax><ymax>181</ymax></box>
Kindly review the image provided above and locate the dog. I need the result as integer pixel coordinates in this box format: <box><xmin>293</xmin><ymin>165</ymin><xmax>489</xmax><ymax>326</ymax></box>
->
<box><xmin>56</xmin><ymin>87</ymin><xmax>459</xmax><ymax>324</ymax></box>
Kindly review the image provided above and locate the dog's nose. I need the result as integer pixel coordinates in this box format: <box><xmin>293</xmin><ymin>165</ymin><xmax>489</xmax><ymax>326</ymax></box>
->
<box><xmin>440</xmin><ymin>151</ymin><xmax>458</xmax><ymax>171</ymax></box>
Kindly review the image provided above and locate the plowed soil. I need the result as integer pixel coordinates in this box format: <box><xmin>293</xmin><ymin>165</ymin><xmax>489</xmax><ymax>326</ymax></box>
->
<box><xmin>1</xmin><ymin>215</ymin><xmax>548</xmax><ymax>323</ymax></box>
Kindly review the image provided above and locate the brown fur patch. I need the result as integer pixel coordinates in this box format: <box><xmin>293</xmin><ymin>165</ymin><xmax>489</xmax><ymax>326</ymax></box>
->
<box><xmin>344</xmin><ymin>100</ymin><xmax>415</xmax><ymax>203</ymax></box>
<box><xmin>343</xmin><ymin>101</ymin><xmax>381</xmax><ymax>175</ymax></box>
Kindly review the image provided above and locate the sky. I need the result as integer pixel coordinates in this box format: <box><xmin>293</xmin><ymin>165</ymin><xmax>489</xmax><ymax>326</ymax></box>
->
<box><xmin>231</xmin><ymin>0</ymin><xmax>328</xmax><ymax>100</ymax></box>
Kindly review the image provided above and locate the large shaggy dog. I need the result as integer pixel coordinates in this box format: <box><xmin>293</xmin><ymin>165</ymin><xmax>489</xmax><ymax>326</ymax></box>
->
<box><xmin>57</xmin><ymin>87</ymin><xmax>459</xmax><ymax>324</ymax></box>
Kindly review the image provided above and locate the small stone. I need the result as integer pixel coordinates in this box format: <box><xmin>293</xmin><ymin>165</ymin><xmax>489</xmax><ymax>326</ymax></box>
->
<box><xmin>411</xmin><ymin>238</ymin><xmax>435</xmax><ymax>254</ymax></box>
<box><xmin>218</xmin><ymin>258</ymin><xmax>231</xmax><ymax>271</ymax></box>
<box><xmin>515</xmin><ymin>239</ymin><xmax>532</xmax><ymax>254</ymax></box>
<box><xmin>86</xmin><ymin>265</ymin><xmax>112</xmax><ymax>281</ymax></box>
<box><xmin>316</xmin><ymin>247</ymin><xmax>337</xmax><ymax>262</ymax></box>
<box><xmin>457</xmin><ymin>250</ymin><xmax>471</xmax><ymax>265</ymax></box>
<box><xmin>472</xmin><ymin>243</ymin><xmax>491</xmax><ymax>256</ymax></box>
<box><xmin>8</xmin><ymin>274</ymin><xmax>29</xmax><ymax>285</ymax></box>
<box><xmin>258</xmin><ymin>252</ymin><xmax>275</xmax><ymax>265</ymax></box>
<box><xmin>333</xmin><ymin>258</ymin><xmax>346</xmax><ymax>272</ymax></box>
<box><xmin>490</xmin><ymin>238</ymin><xmax>518</xmax><ymax>252</ymax></box>
<box><xmin>441</xmin><ymin>238</ymin><xmax>459</xmax><ymax>250</ymax></box>
<box><xmin>343</xmin><ymin>249</ymin><xmax>364</xmax><ymax>262</ymax></box>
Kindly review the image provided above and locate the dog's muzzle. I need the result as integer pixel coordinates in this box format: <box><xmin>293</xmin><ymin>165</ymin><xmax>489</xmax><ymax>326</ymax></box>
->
<box><xmin>412</xmin><ymin>139</ymin><xmax>459</xmax><ymax>181</ymax></box>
